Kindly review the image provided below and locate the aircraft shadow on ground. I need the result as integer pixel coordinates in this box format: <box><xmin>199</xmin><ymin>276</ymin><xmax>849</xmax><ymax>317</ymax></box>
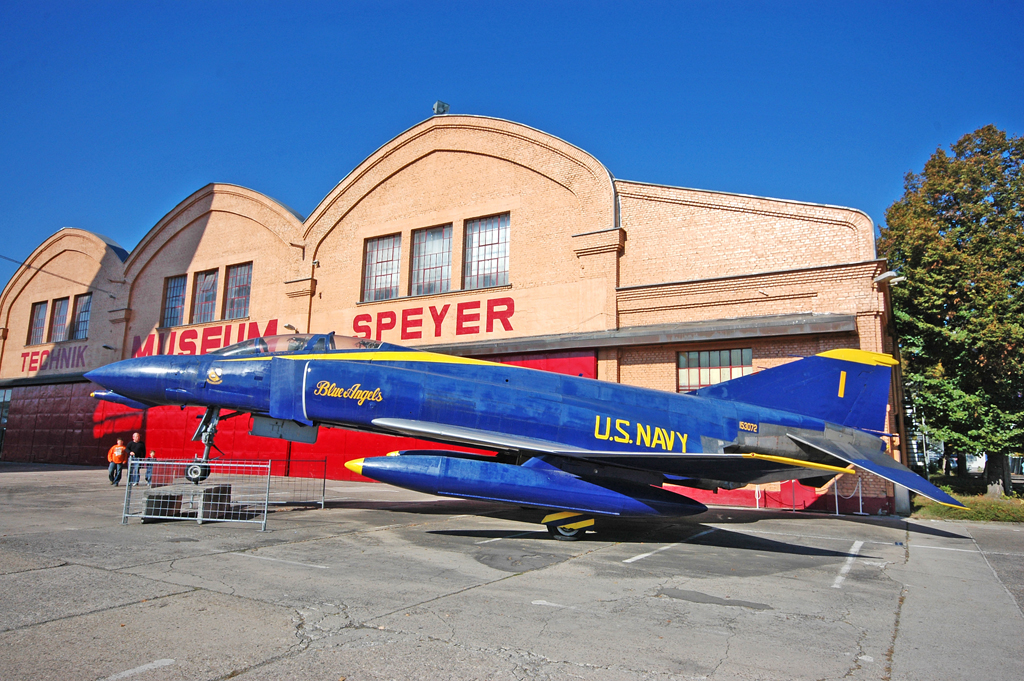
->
<box><xmin>321</xmin><ymin>498</ymin><xmax>964</xmax><ymax>547</ymax></box>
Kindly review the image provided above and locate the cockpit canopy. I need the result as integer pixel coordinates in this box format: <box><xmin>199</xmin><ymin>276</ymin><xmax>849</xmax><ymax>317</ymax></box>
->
<box><xmin>209</xmin><ymin>333</ymin><xmax>383</xmax><ymax>357</ymax></box>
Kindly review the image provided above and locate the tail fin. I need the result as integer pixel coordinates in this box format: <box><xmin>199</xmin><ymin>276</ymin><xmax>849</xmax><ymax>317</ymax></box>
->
<box><xmin>693</xmin><ymin>349</ymin><xmax>896</xmax><ymax>432</ymax></box>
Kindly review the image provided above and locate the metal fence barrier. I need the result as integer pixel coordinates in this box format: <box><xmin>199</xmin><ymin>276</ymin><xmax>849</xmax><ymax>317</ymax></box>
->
<box><xmin>121</xmin><ymin>458</ymin><xmax>327</xmax><ymax>530</ymax></box>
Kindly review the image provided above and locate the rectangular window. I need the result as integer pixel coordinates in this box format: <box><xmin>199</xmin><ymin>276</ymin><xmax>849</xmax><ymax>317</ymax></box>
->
<box><xmin>48</xmin><ymin>298</ymin><xmax>69</xmax><ymax>342</ymax></box>
<box><xmin>463</xmin><ymin>213</ymin><xmax>509</xmax><ymax>290</ymax></box>
<box><xmin>69</xmin><ymin>293</ymin><xmax>92</xmax><ymax>340</ymax></box>
<box><xmin>224</xmin><ymin>262</ymin><xmax>253</xmax><ymax>320</ymax></box>
<box><xmin>28</xmin><ymin>302</ymin><xmax>47</xmax><ymax>345</ymax></box>
<box><xmin>677</xmin><ymin>348</ymin><xmax>754</xmax><ymax>392</ymax></box>
<box><xmin>410</xmin><ymin>225</ymin><xmax>452</xmax><ymax>296</ymax></box>
<box><xmin>161</xmin><ymin>275</ymin><xmax>187</xmax><ymax>328</ymax></box>
<box><xmin>362</xmin><ymin>234</ymin><xmax>402</xmax><ymax>302</ymax></box>
<box><xmin>191</xmin><ymin>269</ymin><xmax>218</xmax><ymax>324</ymax></box>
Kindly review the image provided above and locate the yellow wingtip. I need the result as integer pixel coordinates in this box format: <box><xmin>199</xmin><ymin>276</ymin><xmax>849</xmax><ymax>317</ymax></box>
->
<box><xmin>345</xmin><ymin>458</ymin><xmax>365</xmax><ymax>476</ymax></box>
<box><xmin>817</xmin><ymin>348</ymin><xmax>899</xmax><ymax>367</ymax></box>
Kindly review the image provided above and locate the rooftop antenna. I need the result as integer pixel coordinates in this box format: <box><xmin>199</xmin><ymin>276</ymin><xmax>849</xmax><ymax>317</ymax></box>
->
<box><xmin>433</xmin><ymin>100</ymin><xmax>450</xmax><ymax>115</ymax></box>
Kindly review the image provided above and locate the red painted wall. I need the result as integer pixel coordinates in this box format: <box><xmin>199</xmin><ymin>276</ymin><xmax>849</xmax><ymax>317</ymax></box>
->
<box><xmin>0</xmin><ymin>350</ymin><xmax>598</xmax><ymax>482</ymax></box>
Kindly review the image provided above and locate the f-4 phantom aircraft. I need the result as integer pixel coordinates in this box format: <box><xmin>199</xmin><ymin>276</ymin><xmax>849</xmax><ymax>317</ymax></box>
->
<box><xmin>86</xmin><ymin>332</ymin><xmax>964</xmax><ymax>538</ymax></box>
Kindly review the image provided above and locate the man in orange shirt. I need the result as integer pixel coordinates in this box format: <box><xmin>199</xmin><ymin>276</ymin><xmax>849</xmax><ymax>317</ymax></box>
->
<box><xmin>107</xmin><ymin>438</ymin><xmax>128</xmax><ymax>486</ymax></box>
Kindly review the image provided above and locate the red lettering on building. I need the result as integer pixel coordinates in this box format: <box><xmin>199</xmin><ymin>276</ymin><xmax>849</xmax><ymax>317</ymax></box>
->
<box><xmin>353</xmin><ymin>314</ymin><xmax>372</xmax><ymax>339</ymax></box>
<box><xmin>401</xmin><ymin>308</ymin><xmax>423</xmax><ymax>340</ymax></box>
<box><xmin>456</xmin><ymin>301</ymin><xmax>480</xmax><ymax>335</ymax></box>
<box><xmin>375</xmin><ymin>311</ymin><xmax>396</xmax><ymax>341</ymax></box>
<box><xmin>29</xmin><ymin>351</ymin><xmax>40</xmax><ymax>371</ymax></box>
<box><xmin>247</xmin><ymin>319</ymin><xmax>277</xmax><ymax>340</ymax></box>
<box><xmin>429</xmin><ymin>304</ymin><xmax>449</xmax><ymax>337</ymax></box>
<box><xmin>351</xmin><ymin>298</ymin><xmax>516</xmax><ymax>341</ymax></box>
<box><xmin>178</xmin><ymin>329</ymin><xmax>198</xmax><ymax>355</ymax></box>
<box><xmin>200</xmin><ymin>326</ymin><xmax>222</xmax><ymax>354</ymax></box>
<box><xmin>487</xmin><ymin>297</ymin><xmax>514</xmax><ymax>332</ymax></box>
<box><xmin>130</xmin><ymin>320</ymin><xmax>279</xmax><ymax>359</ymax></box>
<box><xmin>21</xmin><ymin>352</ymin><xmax>29</xmax><ymax>371</ymax></box>
<box><xmin>132</xmin><ymin>334</ymin><xmax>157</xmax><ymax>358</ymax></box>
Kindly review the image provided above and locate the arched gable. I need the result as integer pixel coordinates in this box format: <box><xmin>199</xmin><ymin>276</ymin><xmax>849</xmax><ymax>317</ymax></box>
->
<box><xmin>302</xmin><ymin>115</ymin><xmax>617</xmax><ymax>250</ymax></box>
<box><xmin>124</xmin><ymin>183</ymin><xmax>306</xmax><ymax>283</ymax></box>
<box><xmin>0</xmin><ymin>228</ymin><xmax>128</xmax><ymax>377</ymax></box>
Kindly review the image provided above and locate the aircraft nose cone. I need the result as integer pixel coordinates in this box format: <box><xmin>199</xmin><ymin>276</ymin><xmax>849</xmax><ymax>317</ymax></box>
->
<box><xmin>85</xmin><ymin>356</ymin><xmax>185</xmax><ymax>404</ymax></box>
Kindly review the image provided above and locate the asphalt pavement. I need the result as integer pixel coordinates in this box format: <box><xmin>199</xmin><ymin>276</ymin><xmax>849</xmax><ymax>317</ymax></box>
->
<box><xmin>1</xmin><ymin>461</ymin><xmax>1022</xmax><ymax>681</ymax></box>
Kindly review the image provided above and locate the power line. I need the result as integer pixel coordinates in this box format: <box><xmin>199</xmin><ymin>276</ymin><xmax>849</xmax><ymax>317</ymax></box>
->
<box><xmin>0</xmin><ymin>254</ymin><xmax>119</xmax><ymax>298</ymax></box>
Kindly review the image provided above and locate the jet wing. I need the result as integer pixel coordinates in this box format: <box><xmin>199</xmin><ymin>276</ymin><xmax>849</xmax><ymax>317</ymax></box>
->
<box><xmin>787</xmin><ymin>432</ymin><xmax>967</xmax><ymax>509</ymax></box>
<box><xmin>371</xmin><ymin>417</ymin><xmax>592</xmax><ymax>454</ymax></box>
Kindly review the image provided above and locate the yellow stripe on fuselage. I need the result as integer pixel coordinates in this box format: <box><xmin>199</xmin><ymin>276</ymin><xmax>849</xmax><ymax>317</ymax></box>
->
<box><xmin>222</xmin><ymin>351</ymin><xmax>501</xmax><ymax>366</ymax></box>
<box><xmin>742</xmin><ymin>453</ymin><xmax>856</xmax><ymax>475</ymax></box>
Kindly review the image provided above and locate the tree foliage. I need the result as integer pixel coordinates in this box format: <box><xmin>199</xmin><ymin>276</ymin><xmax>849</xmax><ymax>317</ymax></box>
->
<box><xmin>878</xmin><ymin>125</ymin><xmax>1024</xmax><ymax>455</ymax></box>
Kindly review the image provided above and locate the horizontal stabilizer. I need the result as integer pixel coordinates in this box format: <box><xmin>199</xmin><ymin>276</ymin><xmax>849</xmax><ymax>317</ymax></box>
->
<box><xmin>788</xmin><ymin>432</ymin><xmax>966</xmax><ymax>509</ymax></box>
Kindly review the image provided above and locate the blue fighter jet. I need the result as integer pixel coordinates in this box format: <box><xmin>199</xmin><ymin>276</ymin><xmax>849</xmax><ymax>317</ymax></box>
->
<box><xmin>85</xmin><ymin>332</ymin><xmax>965</xmax><ymax>538</ymax></box>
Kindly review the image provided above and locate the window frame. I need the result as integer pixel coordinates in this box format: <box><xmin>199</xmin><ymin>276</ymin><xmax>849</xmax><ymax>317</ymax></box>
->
<box><xmin>462</xmin><ymin>212</ymin><xmax>510</xmax><ymax>290</ymax></box>
<box><xmin>161</xmin><ymin>274</ymin><xmax>187</xmax><ymax>328</ymax></box>
<box><xmin>190</xmin><ymin>269</ymin><xmax>219</xmax><ymax>325</ymax></box>
<box><xmin>68</xmin><ymin>293</ymin><xmax>92</xmax><ymax>341</ymax></box>
<box><xmin>361</xmin><ymin>233</ymin><xmax>402</xmax><ymax>302</ymax></box>
<box><xmin>27</xmin><ymin>301</ymin><xmax>47</xmax><ymax>345</ymax></box>
<box><xmin>223</xmin><ymin>262</ymin><xmax>253</xmax><ymax>320</ymax></box>
<box><xmin>48</xmin><ymin>297</ymin><xmax>70</xmax><ymax>343</ymax></box>
<box><xmin>677</xmin><ymin>347</ymin><xmax>754</xmax><ymax>393</ymax></box>
<box><xmin>410</xmin><ymin>224</ymin><xmax>452</xmax><ymax>296</ymax></box>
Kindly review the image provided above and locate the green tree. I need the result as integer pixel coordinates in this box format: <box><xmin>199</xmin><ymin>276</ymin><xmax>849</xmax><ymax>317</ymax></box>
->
<box><xmin>878</xmin><ymin>125</ymin><xmax>1024</xmax><ymax>493</ymax></box>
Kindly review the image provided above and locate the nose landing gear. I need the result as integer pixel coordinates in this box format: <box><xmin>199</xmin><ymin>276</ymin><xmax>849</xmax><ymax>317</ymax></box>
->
<box><xmin>187</xmin><ymin>406</ymin><xmax>221</xmax><ymax>484</ymax></box>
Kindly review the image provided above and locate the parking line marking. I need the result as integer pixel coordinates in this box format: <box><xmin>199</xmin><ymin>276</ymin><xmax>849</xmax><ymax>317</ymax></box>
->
<box><xmin>231</xmin><ymin>553</ymin><xmax>329</xmax><ymax>569</ymax></box>
<box><xmin>623</xmin><ymin>528</ymin><xmax>716</xmax><ymax>563</ymax></box>
<box><xmin>832</xmin><ymin>540</ymin><xmax>864</xmax><ymax>588</ymax></box>
<box><xmin>475</xmin><ymin>531</ymin><xmax>533</xmax><ymax>544</ymax></box>
<box><xmin>101</xmin><ymin>659</ymin><xmax>175</xmax><ymax>680</ymax></box>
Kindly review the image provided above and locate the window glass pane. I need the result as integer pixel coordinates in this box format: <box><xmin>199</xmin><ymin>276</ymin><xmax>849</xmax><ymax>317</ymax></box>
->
<box><xmin>411</xmin><ymin>225</ymin><xmax>451</xmax><ymax>295</ymax></box>
<box><xmin>28</xmin><ymin>302</ymin><xmax>47</xmax><ymax>345</ymax></box>
<box><xmin>224</xmin><ymin>263</ymin><xmax>252</xmax><ymax>320</ymax></box>
<box><xmin>463</xmin><ymin>213</ymin><xmax>509</xmax><ymax>290</ymax></box>
<box><xmin>192</xmin><ymin>271</ymin><xmax>218</xmax><ymax>324</ymax></box>
<box><xmin>362</xmin><ymin>234</ymin><xmax>402</xmax><ymax>301</ymax></box>
<box><xmin>162</xmin><ymin>275</ymin><xmax>186</xmax><ymax>327</ymax></box>
<box><xmin>49</xmin><ymin>298</ymin><xmax>69</xmax><ymax>342</ymax></box>
<box><xmin>69</xmin><ymin>294</ymin><xmax>92</xmax><ymax>340</ymax></box>
<box><xmin>677</xmin><ymin>347</ymin><xmax>756</xmax><ymax>391</ymax></box>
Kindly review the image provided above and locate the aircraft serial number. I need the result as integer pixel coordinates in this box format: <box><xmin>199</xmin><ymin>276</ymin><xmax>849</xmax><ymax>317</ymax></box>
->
<box><xmin>593</xmin><ymin>415</ymin><xmax>688</xmax><ymax>452</ymax></box>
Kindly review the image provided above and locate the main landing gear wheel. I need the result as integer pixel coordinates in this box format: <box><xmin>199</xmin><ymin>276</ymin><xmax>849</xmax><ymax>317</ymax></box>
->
<box><xmin>185</xmin><ymin>462</ymin><xmax>211</xmax><ymax>484</ymax></box>
<box><xmin>547</xmin><ymin>524</ymin><xmax>583</xmax><ymax>540</ymax></box>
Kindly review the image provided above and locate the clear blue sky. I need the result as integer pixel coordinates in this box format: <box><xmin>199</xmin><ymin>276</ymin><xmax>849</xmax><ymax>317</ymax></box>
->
<box><xmin>1</xmin><ymin>0</ymin><xmax>1021</xmax><ymax>287</ymax></box>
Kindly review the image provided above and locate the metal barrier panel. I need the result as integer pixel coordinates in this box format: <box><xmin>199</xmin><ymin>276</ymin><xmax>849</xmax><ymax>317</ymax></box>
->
<box><xmin>122</xmin><ymin>459</ymin><xmax>271</xmax><ymax>529</ymax></box>
<box><xmin>121</xmin><ymin>458</ymin><xmax>328</xmax><ymax>529</ymax></box>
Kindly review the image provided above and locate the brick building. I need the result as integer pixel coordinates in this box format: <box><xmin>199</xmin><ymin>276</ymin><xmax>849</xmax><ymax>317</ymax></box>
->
<box><xmin>0</xmin><ymin>115</ymin><xmax>905</xmax><ymax>513</ymax></box>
